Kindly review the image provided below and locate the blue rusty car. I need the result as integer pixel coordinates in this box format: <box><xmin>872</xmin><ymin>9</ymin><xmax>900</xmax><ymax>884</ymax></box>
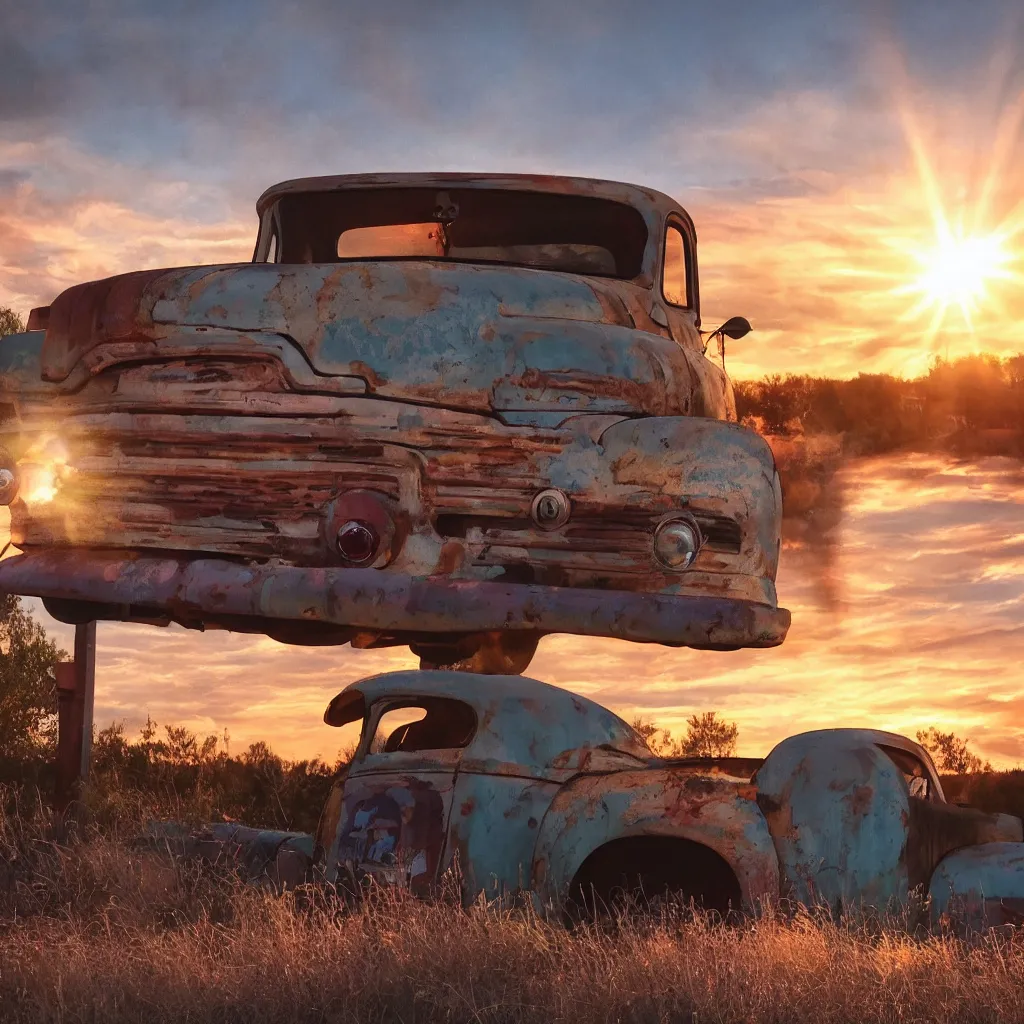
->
<box><xmin>207</xmin><ymin>669</ymin><xmax>1022</xmax><ymax>927</ymax></box>
<box><xmin>0</xmin><ymin>173</ymin><xmax>787</xmax><ymax>671</ymax></box>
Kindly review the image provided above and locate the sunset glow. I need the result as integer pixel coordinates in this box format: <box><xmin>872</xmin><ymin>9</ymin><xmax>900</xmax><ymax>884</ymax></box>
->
<box><xmin>908</xmin><ymin>224</ymin><xmax>1014</xmax><ymax>325</ymax></box>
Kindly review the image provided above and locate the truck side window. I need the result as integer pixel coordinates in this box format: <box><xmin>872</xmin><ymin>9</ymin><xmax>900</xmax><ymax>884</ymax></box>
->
<box><xmin>663</xmin><ymin>224</ymin><xmax>691</xmax><ymax>308</ymax></box>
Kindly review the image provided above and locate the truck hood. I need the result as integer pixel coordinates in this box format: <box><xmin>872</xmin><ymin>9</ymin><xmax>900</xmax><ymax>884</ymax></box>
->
<box><xmin>37</xmin><ymin>262</ymin><xmax>697</xmax><ymax>417</ymax></box>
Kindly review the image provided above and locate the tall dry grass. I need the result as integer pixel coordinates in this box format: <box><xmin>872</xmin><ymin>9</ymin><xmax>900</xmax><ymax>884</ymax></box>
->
<box><xmin>2</xmin><ymin>805</ymin><xmax>1023</xmax><ymax>1023</ymax></box>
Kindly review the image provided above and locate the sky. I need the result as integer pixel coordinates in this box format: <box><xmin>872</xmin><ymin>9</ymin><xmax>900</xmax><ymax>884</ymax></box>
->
<box><xmin>2</xmin><ymin>0</ymin><xmax>1023</xmax><ymax>377</ymax></box>
<box><xmin>1</xmin><ymin>2</ymin><xmax>1024</xmax><ymax>765</ymax></box>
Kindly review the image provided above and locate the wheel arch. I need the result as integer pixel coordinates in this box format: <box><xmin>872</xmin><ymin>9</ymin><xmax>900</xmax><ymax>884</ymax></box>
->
<box><xmin>530</xmin><ymin>769</ymin><xmax>779</xmax><ymax>914</ymax></box>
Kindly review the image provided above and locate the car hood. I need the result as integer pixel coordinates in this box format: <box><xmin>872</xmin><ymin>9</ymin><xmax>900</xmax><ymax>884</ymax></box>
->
<box><xmin>36</xmin><ymin>261</ymin><xmax>698</xmax><ymax>417</ymax></box>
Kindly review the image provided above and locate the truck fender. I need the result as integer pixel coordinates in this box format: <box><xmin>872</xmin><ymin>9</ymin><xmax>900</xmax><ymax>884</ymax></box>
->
<box><xmin>596</xmin><ymin>416</ymin><xmax>782</xmax><ymax>587</ymax></box>
<box><xmin>530</xmin><ymin>769</ymin><xmax>779</xmax><ymax>912</ymax></box>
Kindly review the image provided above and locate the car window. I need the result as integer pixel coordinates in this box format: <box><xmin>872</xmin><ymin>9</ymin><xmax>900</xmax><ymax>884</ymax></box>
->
<box><xmin>372</xmin><ymin>698</ymin><xmax>477</xmax><ymax>754</ymax></box>
<box><xmin>662</xmin><ymin>224</ymin><xmax>691</xmax><ymax>307</ymax></box>
<box><xmin>272</xmin><ymin>187</ymin><xmax>648</xmax><ymax>278</ymax></box>
<box><xmin>264</xmin><ymin>225</ymin><xmax>279</xmax><ymax>263</ymax></box>
<box><xmin>878</xmin><ymin>744</ymin><xmax>937</xmax><ymax>801</ymax></box>
<box><xmin>338</xmin><ymin>223</ymin><xmax>444</xmax><ymax>259</ymax></box>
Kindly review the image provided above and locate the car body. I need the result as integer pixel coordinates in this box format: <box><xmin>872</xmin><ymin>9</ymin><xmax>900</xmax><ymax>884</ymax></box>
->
<box><xmin>0</xmin><ymin>173</ymin><xmax>788</xmax><ymax>670</ymax></box>
<box><xmin>286</xmin><ymin>670</ymin><xmax>1022</xmax><ymax>926</ymax></box>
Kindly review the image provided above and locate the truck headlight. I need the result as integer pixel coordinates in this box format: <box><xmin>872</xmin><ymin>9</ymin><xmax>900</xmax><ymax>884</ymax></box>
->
<box><xmin>653</xmin><ymin>515</ymin><xmax>703</xmax><ymax>571</ymax></box>
<box><xmin>0</xmin><ymin>465</ymin><xmax>17</xmax><ymax>506</ymax></box>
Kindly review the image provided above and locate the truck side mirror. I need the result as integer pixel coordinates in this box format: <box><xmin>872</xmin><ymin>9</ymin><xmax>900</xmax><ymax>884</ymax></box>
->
<box><xmin>711</xmin><ymin>316</ymin><xmax>752</xmax><ymax>340</ymax></box>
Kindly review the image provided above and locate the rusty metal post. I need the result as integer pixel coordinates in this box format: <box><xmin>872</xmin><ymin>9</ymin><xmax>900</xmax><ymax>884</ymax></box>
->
<box><xmin>74</xmin><ymin>621</ymin><xmax>96</xmax><ymax>779</ymax></box>
<box><xmin>53</xmin><ymin>622</ymin><xmax>96</xmax><ymax>812</ymax></box>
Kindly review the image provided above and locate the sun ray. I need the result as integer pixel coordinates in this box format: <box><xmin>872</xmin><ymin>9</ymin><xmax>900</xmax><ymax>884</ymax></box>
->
<box><xmin>884</xmin><ymin>92</ymin><xmax>1022</xmax><ymax>355</ymax></box>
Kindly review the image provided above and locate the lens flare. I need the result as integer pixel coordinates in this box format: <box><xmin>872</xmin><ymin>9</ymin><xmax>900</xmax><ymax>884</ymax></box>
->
<box><xmin>903</xmin><ymin>222</ymin><xmax>1015</xmax><ymax>330</ymax></box>
<box><xmin>18</xmin><ymin>436</ymin><xmax>73</xmax><ymax>506</ymax></box>
<box><xmin>888</xmin><ymin>94</ymin><xmax>1023</xmax><ymax>347</ymax></box>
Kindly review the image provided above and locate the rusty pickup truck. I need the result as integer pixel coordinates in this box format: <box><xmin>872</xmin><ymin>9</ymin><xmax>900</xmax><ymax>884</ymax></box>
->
<box><xmin>191</xmin><ymin>670</ymin><xmax>1024</xmax><ymax>929</ymax></box>
<box><xmin>0</xmin><ymin>173</ymin><xmax>787</xmax><ymax>672</ymax></box>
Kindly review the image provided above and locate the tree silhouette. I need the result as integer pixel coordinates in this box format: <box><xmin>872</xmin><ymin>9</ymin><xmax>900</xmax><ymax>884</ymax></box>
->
<box><xmin>632</xmin><ymin>711</ymin><xmax>739</xmax><ymax>758</ymax></box>
<box><xmin>678</xmin><ymin>711</ymin><xmax>739</xmax><ymax>757</ymax></box>
<box><xmin>916</xmin><ymin>727</ymin><xmax>991</xmax><ymax>775</ymax></box>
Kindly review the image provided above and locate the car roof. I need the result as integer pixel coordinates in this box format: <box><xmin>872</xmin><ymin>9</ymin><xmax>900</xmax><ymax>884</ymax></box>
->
<box><xmin>256</xmin><ymin>172</ymin><xmax>691</xmax><ymax>229</ymax></box>
<box><xmin>324</xmin><ymin>669</ymin><xmax>652</xmax><ymax>765</ymax></box>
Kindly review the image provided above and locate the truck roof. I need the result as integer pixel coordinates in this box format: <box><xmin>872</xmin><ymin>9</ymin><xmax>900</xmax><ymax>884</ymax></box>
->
<box><xmin>256</xmin><ymin>172</ymin><xmax>692</xmax><ymax>230</ymax></box>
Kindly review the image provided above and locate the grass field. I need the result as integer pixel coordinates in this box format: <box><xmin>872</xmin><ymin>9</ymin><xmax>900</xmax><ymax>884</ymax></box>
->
<box><xmin>2</xmin><ymin>807</ymin><xmax>1023</xmax><ymax>1024</ymax></box>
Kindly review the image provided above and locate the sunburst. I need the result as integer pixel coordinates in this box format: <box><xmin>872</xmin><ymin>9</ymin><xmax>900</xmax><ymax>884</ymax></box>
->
<box><xmin>901</xmin><ymin>219</ymin><xmax>1015</xmax><ymax>330</ymax></box>
<box><xmin>889</xmin><ymin>93</ymin><xmax>1023</xmax><ymax>349</ymax></box>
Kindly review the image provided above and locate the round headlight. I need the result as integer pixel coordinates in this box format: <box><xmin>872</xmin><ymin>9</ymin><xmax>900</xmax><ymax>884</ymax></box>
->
<box><xmin>0</xmin><ymin>467</ymin><xmax>18</xmax><ymax>506</ymax></box>
<box><xmin>654</xmin><ymin>516</ymin><xmax>702</xmax><ymax>571</ymax></box>
<box><xmin>336</xmin><ymin>520</ymin><xmax>379</xmax><ymax>565</ymax></box>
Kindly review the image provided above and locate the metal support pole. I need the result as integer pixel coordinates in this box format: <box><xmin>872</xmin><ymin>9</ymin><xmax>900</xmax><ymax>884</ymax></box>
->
<box><xmin>54</xmin><ymin>622</ymin><xmax>96</xmax><ymax>813</ymax></box>
<box><xmin>74</xmin><ymin>621</ymin><xmax>96</xmax><ymax>780</ymax></box>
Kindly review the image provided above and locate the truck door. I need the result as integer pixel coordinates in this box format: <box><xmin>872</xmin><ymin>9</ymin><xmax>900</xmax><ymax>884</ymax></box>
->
<box><xmin>325</xmin><ymin>696</ymin><xmax>476</xmax><ymax>895</ymax></box>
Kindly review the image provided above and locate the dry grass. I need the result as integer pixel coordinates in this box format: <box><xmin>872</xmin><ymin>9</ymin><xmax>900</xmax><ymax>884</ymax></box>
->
<box><xmin>2</xmin><ymin>811</ymin><xmax>1023</xmax><ymax>1023</ymax></box>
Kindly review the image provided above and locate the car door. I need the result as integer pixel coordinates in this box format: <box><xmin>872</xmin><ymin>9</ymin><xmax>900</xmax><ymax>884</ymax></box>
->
<box><xmin>324</xmin><ymin>696</ymin><xmax>475</xmax><ymax>895</ymax></box>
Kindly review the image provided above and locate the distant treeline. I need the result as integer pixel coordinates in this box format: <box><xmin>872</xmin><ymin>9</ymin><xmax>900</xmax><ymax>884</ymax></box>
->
<box><xmin>735</xmin><ymin>353</ymin><xmax>1024</xmax><ymax>456</ymax></box>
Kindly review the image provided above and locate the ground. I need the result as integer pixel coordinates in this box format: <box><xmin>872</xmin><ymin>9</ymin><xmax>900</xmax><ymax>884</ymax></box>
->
<box><xmin>1</xmin><ymin>812</ymin><xmax>1022</xmax><ymax>1024</ymax></box>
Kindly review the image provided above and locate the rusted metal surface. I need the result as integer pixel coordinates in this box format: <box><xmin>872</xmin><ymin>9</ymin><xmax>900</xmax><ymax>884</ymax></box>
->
<box><xmin>756</xmin><ymin>731</ymin><xmax>914</xmax><ymax>910</ymax></box>
<box><xmin>308</xmin><ymin>671</ymin><xmax>1024</xmax><ymax>923</ymax></box>
<box><xmin>530</xmin><ymin>768</ymin><xmax>781</xmax><ymax>910</ymax></box>
<box><xmin>139</xmin><ymin>821</ymin><xmax>315</xmax><ymax>890</ymax></box>
<box><xmin>0</xmin><ymin>172</ymin><xmax>787</xmax><ymax>666</ymax></box>
<box><xmin>929</xmin><ymin>843</ymin><xmax>1024</xmax><ymax>928</ymax></box>
<box><xmin>0</xmin><ymin>538</ymin><xmax>789</xmax><ymax>652</ymax></box>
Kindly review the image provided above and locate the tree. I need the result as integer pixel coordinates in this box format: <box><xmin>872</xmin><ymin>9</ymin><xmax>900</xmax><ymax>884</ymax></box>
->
<box><xmin>631</xmin><ymin>716</ymin><xmax>673</xmax><ymax>756</ymax></box>
<box><xmin>0</xmin><ymin>594</ymin><xmax>67</xmax><ymax>759</ymax></box>
<box><xmin>679</xmin><ymin>711</ymin><xmax>739</xmax><ymax>757</ymax></box>
<box><xmin>632</xmin><ymin>711</ymin><xmax>739</xmax><ymax>758</ymax></box>
<box><xmin>916</xmin><ymin>727</ymin><xmax>991</xmax><ymax>775</ymax></box>
<box><xmin>0</xmin><ymin>306</ymin><xmax>25</xmax><ymax>339</ymax></box>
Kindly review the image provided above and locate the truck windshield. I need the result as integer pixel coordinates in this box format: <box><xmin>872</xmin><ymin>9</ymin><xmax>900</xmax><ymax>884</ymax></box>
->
<box><xmin>263</xmin><ymin>187</ymin><xmax>648</xmax><ymax>279</ymax></box>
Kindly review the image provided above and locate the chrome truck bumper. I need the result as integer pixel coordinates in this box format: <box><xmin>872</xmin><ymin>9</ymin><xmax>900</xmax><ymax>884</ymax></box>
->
<box><xmin>0</xmin><ymin>550</ymin><xmax>790</xmax><ymax>650</ymax></box>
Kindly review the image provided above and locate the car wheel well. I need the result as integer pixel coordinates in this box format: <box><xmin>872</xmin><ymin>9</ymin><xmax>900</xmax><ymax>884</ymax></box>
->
<box><xmin>566</xmin><ymin>835</ymin><xmax>742</xmax><ymax>920</ymax></box>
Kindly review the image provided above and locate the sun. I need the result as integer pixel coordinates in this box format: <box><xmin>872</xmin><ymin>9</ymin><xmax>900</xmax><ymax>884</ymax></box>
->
<box><xmin>905</xmin><ymin>223</ymin><xmax>1015</xmax><ymax>328</ymax></box>
<box><xmin>887</xmin><ymin>98</ymin><xmax>1023</xmax><ymax>344</ymax></box>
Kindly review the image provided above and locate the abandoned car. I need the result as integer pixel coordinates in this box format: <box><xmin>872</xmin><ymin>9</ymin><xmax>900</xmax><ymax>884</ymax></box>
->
<box><xmin>185</xmin><ymin>670</ymin><xmax>1024</xmax><ymax>927</ymax></box>
<box><xmin>0</xmin><ymin>173</ymin><xmax>788</xmax><ymax>671</ymax></box>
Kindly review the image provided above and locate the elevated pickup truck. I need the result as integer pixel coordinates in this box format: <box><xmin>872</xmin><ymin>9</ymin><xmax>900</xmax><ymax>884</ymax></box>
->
<box><xmin>0</xmin><ymin>173</ymin><xmax>787</xmax><ymax>672</ymax></box>
<box><xmin>182</xmin><ymin>670</ymin><xmax>1024</xmax><ymax>929</ymax></box>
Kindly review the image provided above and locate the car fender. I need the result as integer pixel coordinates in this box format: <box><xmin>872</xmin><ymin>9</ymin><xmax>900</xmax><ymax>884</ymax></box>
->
<box><xmin>929</xmin><ymin>841</ymin><xmax>1024</xmax><ymax>928</ymax></box>
<box><xmin>756</xmin><ymin>732</ymin><xmax>911</xmax><ymax>910</ymax></box>
<box><xmin>530</xmin><ymin>769</ymin><xmax>779</xmax><ymax>911</ymax></box>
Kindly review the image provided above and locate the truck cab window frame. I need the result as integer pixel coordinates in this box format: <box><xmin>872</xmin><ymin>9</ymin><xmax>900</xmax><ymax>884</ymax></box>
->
<box><xmin>661</xmin><ymin>220</ymin><xmax>694</xmax><ymax>310</ymax></box>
